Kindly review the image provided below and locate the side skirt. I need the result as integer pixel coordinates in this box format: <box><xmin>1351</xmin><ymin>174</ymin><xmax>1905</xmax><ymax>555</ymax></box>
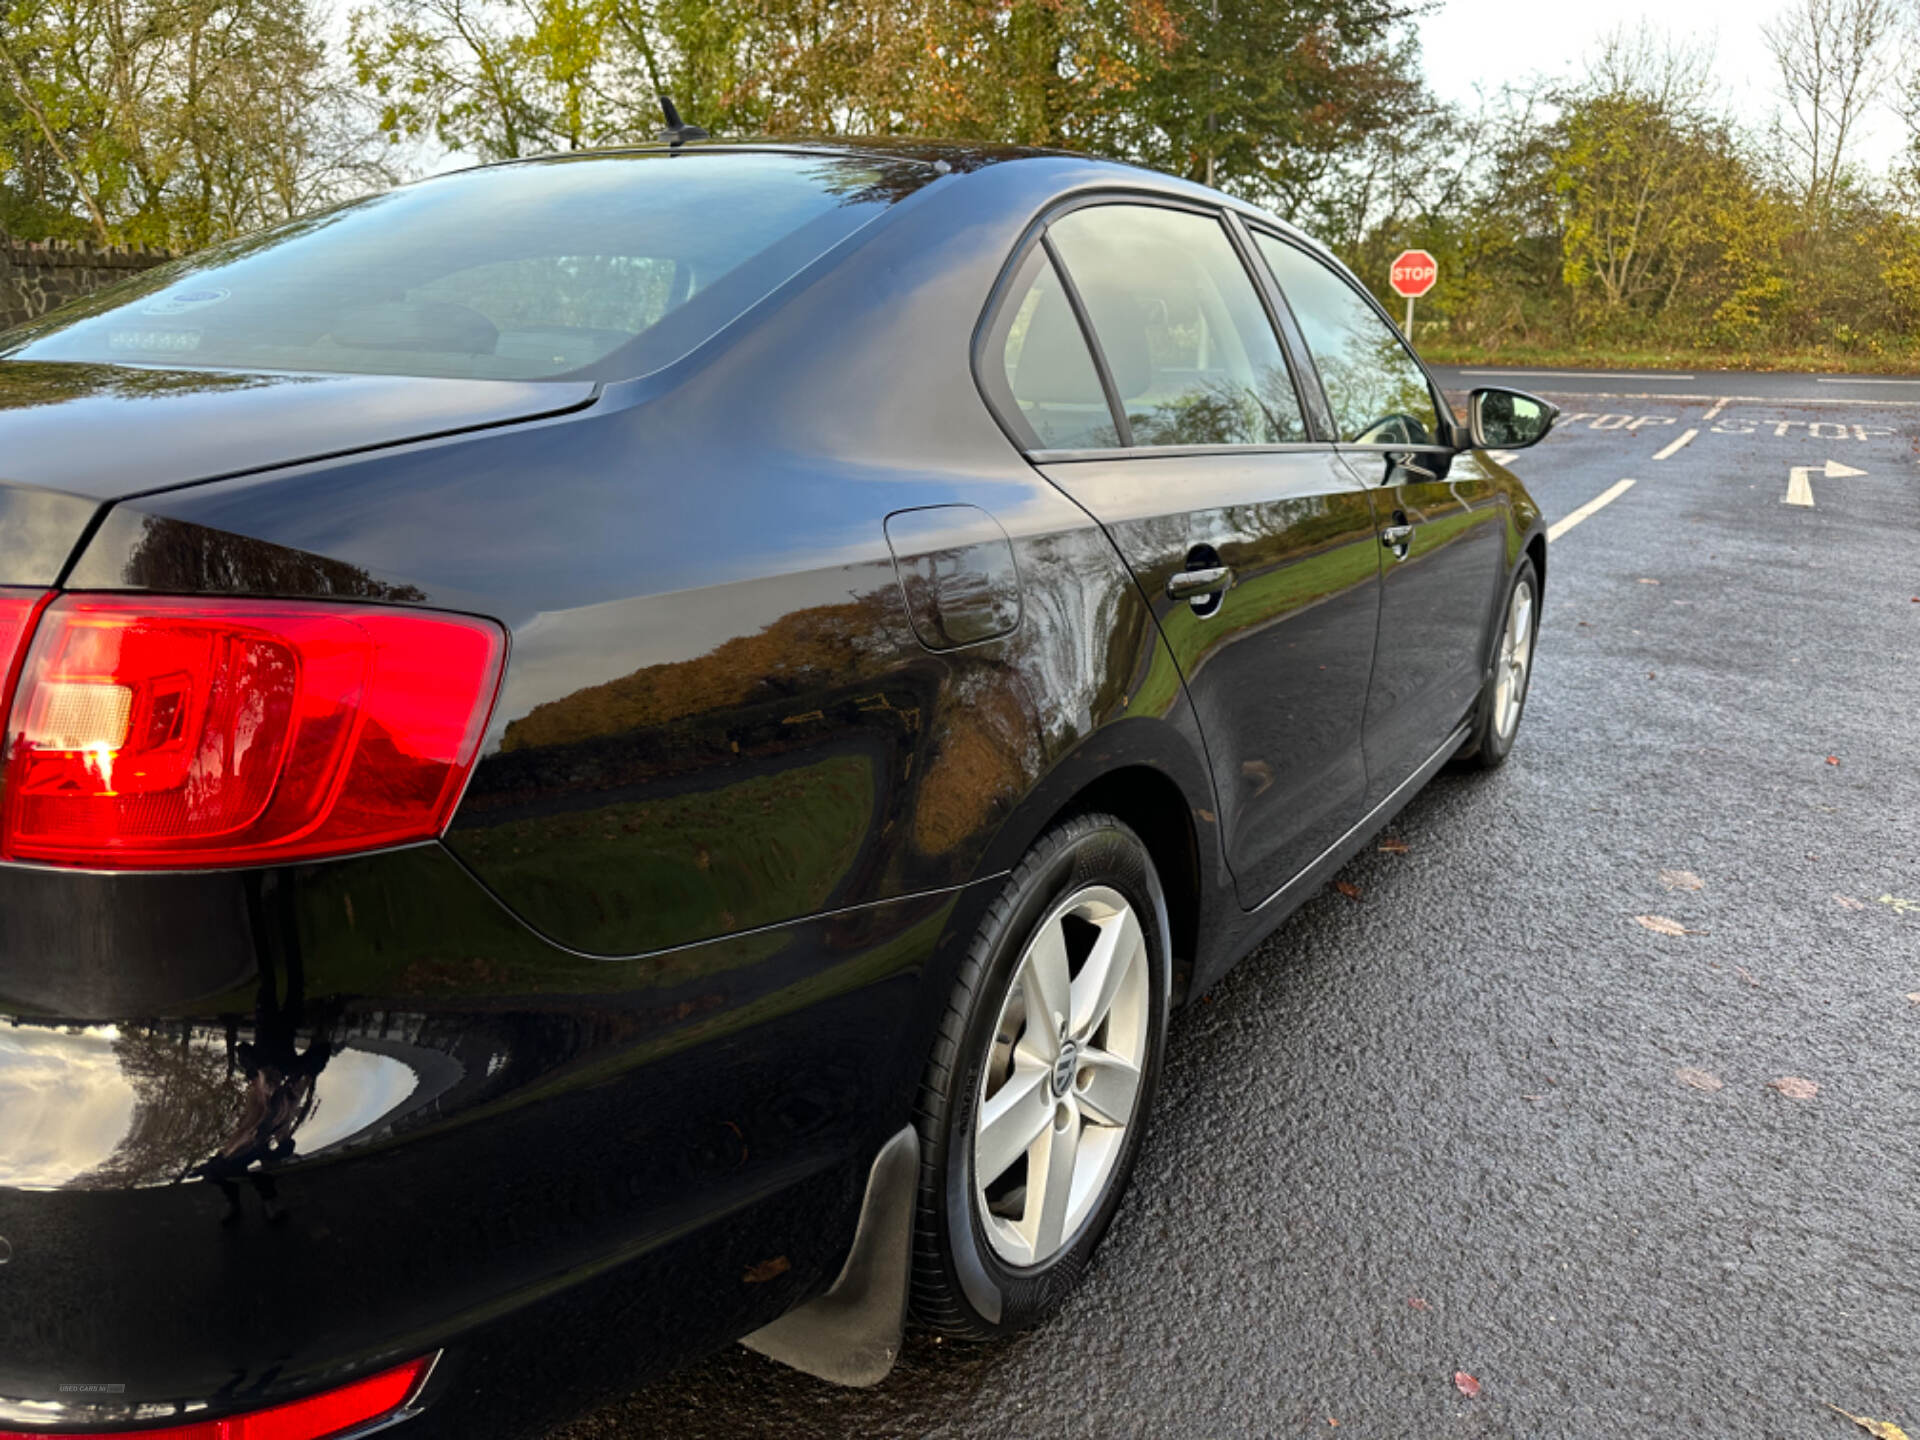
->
<box><xmin>740</xmin><ymin>1125</ymin><xmax>920</xmax><ymax>1387</ymax></box>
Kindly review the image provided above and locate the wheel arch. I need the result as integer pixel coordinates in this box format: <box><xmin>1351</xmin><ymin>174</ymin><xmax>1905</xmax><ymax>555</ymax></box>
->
<box><xmin>1051</xmin><ymin>765</ymin><xmax>1203</xmax><ymax>1007</ymax></box>
<box><xmin>964</xmin><ymin>717</ymin><xmax>1223</xmax><ymax>1009</ymax></box>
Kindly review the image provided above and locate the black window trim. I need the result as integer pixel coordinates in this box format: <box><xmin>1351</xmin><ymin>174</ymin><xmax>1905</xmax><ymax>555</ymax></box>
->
<box><xmin>970</xmin><ymin>186</ymin><xmax>1329</xmax><ymax>462</ymax></box>
<box><xmin>1243</xmin><ymin>223</ymin><xmax>1463</xmax><ymax>458</ymax></box>
<box><xmin>1042</xmin><ymin>231</ymin><xmax>1134</xmax><ymax>450</ymax></box>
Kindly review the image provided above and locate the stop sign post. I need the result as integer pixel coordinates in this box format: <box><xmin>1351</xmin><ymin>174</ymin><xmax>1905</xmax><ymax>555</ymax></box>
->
<box><xmin>1389</xmin><ymin>249</ymin><xmax>1438</xmax><ymax>339</ymax></box>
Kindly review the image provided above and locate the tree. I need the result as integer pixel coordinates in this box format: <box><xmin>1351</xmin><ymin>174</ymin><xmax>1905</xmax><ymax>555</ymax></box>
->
<box><xmin>347</xmin><ymin>0</ymin><xmax>1177</xmax><ymax>159</ymax></box>
<box><xmin>1763</xmin><ymin>0</ymin><xmax>1898</xmax><ymax>227</ymax></box>
<box><xmin>0</xmin><ymin>0</ymin><xmax>386</xmax><ymax>247</ymax></box>
<box><xmin>1546</xmin><ymin>37</ymin><xmax>1760</xmax><ymax>326</ymax></box>
<box><xmin>1103</xmin><ymin>0</ymin><xmax>1430</xmax><ymax>217</ymax></box>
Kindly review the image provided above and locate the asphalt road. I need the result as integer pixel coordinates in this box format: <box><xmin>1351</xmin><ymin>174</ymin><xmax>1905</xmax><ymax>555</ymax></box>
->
<box><xmin>554</xmin><ymin>374</ymin><xmax>1920</xmax><ymax>1439</ymax></box>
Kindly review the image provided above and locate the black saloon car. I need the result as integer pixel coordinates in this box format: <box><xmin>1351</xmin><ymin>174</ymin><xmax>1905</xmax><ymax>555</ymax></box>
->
<box><xmin>0</xmin><ymin>140</ymin><xmax>1555</xmax><ymax>1439</ymax></box>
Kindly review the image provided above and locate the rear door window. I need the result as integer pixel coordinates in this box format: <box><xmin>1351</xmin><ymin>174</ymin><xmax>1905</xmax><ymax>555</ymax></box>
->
<box><xmin>991</xmin><ymin>246</ymin><xmax>1122</xmax><ymax>450</ymax></box>
<box><xmin>1047</xmin><ymin>204</ymin><xmax>1306</xmax><ymax>448</ymax></box>
<box><xmin>1255</xmin><ymin>235</ymin><xmax>1442</xmax><ymax>446</ymax></box>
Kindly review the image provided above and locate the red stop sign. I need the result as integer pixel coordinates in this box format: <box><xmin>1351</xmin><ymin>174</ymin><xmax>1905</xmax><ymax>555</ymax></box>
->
<box><xmin>1390</xmin><ymin>249</ymin><xmax>1438</xmax><ymax>299</ymax></box>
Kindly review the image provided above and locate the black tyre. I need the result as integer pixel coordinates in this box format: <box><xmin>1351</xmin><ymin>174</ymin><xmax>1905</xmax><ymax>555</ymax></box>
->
<box><xmin>1457</xmin><ymin>556</ymin><xmax>1540</xmax><ymax>770</ymax></box>
<box><xmin>910</xmin><ymin>812</ymin><xmax>1170</xmax><ymax>1339</ymax></box>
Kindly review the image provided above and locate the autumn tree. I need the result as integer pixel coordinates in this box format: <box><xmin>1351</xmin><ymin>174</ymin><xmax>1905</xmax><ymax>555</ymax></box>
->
<box><xmin>0</xmin><ymin>0</ymin><xmax>383</xmax><ymax>247</ymax></box>
<box><xmin>348</xmin><ymin>0</ymin><xmax>1177</xmax><ymax>158</ymax></box>
<box><xmin>1106</xmin><ymin>0</ymin><xmax>1429</xmax><ymax>215</ymax></box>
<box><xmin>1545</xmin><ymin>39</ymin><xmax>1766</xmax><ymax>328</ymax></box>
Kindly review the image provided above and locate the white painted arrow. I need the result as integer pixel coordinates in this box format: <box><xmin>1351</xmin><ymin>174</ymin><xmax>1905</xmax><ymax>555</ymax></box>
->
<box><xmin>1783</xmin><ymin>458</ymin><xmax>1867</xmax><ymax>508</ymax></box>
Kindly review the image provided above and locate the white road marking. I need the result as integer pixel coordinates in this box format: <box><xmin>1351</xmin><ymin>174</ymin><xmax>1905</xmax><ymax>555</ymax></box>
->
<box><xmin>1653</xmin><ymin>428</ymin><xmax>1699</xmax><ymax>460</ymax></box>
<box><xmin>1462</xmin><ymin>370</ymin><xmax>1696</xmax><ymax>381</ymax></box>
<box><xmin>1702</xmin><ymin>397</ymin><xmax>1732</xmax><ymax>421</ymax></box>
<box><xmin>1783</xmin><ymin>459</ymin><xmax>1867</xmax><ymax>508</ymax></box>
<box><xmin>1548</xmin><ymin>479</ymin><xmax>1636</xmax><ymax>541</ymax></box>
<box><xmin>1707</xmin><ymin>417</ymin><xmax>1893</xmax><ymax>440</ymax></box>
<box><xmin>1814</xmin><ymin>377</ymin><xmax>1920</xmax><ymax>386</ymax></box>
<box><xmin>1486</xmin><ymin>450</ymin><xmax>1519</xmax><ymax>465</ymax></box>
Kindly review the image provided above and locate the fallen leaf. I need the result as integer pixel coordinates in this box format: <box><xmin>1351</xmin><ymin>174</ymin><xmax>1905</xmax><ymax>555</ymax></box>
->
<box><xmin>1828</xmin><ymin>1404</ymin><xmax>1913</xmax><ymax>1439</ymax></box>
<box><xmin>1660</xmin><ymin>868</ymin><xmax>1705</xmax><ymax>892</ymax></box>
<box><xmin>1734</xmin><ymin>966</ymin><xmax>1760</xmax><ymax>988</ymax></box>
<box><xmin>1906</xmin><ymin>993</ymin><xmax>1920</xmax><ymax>1006</ymax></box>
<box><xmin>1637</xmin><ymin>577</ymin><xmax>1661</xmax><ymax>585</ymax></box>
<box><xmin>1676</xmin><ymin>1067</ymin><xmax>1724</xmax><ymax>1093</ymax></box>
<box><xmin>742</xmin><ymin>1255</ymin><xmax>791</xmax><ymax>1284</ymax></box>
<box><xmin>1379</xmin><ymin>837</ymin><xmax>1411</xmax><ymax>854</ymax></box>
<box><xmin>1408</xmin><ymin>1296</ymin><xmax>1430</xmax><ymax>1310</ymax></box>
<box><xmin>1335</xmin><ymin>880</ymin><xmax>1363</xmax><ymax>902</ymax></box>
<box><xmin>1768</xmin><ymin>1076</ymin><xmax>1819</xmax><ymax>1100</ymax></box>
<box><xmin>1826</xmin><ymin>755</ymin><xmax>1841</xmax><ymax>766</ymax></box>
<box><xmin>1834</xmin><ymin>895</ymin><xmax>1867</xmax><ymax>910</ymax></box>
<box><xmin>1879</xmin><ymin>895</ymin><xmax>1918</xmax><ymax>916</ymax></box>
<box><xmin>1453</xmin><ymin>1371</ymin><xmax>1481</xmax><ymax>1399</ymax></box>
<box><xmin>1634</xmin><ymin>914</ymin><xmax>1689</xmax><ymax>936</ymax></box>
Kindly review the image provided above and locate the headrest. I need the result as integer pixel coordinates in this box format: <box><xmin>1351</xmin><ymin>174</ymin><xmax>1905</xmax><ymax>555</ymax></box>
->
<box><xmin>1077</xmin><ymin>288</ymin><xmax>1153</xmax><ymax>401</ymax></box>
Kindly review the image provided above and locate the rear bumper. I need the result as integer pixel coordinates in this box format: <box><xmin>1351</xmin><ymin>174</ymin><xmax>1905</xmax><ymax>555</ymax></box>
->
<box><xmin>0</xmin><ymin>846</ymin><xmax>968</xmax><ymax>1436</ymax></box>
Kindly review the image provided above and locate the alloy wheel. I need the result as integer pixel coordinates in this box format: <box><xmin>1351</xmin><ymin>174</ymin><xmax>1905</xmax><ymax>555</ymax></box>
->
<box><xmin>1493</xmin><ymin>576</ymin><xmax>1536</xmax><ymax>741</ymax></box>
<box><xmin>972</xmin><ymin>884</ymin><xmax>1151</xmax><ymax>1269</ymax></box>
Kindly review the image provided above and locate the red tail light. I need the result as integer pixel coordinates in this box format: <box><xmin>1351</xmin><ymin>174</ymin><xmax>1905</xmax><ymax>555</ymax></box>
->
<box><xmin>0</xmin><ymin>594</ymin><xmax>504</xmax><ymax>869</ymax></box>
<box><xmin>0</xmin><ymin>1354</ymin><xmax>434</xmax><ymax>1440</ymax></box>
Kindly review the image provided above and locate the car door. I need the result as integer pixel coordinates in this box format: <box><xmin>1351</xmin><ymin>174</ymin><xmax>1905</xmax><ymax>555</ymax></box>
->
<box><xmin>1253</xmin><ymin>232</ymin><xmax>1508</xmax><ymax>806</ymax></box>
<box><xmin>982</xmin><ymin>200</ymin><xmax>1382</xmax><ymax>907</ymax></box>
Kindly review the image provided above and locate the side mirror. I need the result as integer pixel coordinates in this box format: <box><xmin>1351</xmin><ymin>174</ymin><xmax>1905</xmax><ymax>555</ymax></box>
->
<box><xmin>1467</xmin><ymin>387</ymin><xmax>1558</xmax><ymax>451</ymax></box>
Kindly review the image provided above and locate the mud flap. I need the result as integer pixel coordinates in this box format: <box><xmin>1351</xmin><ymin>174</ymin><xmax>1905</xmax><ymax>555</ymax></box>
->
<box><xmin>740</xmin><ymin>1125</ymin><xmax>919</xmax><ymax>1386</ymax></box>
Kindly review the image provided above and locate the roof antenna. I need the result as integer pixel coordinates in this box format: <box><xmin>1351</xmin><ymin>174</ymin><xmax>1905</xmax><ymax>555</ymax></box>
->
<box><xmin>658</xmin><ymin>96</ymin><xmax>709</xmax><ymax>148</ymax></box>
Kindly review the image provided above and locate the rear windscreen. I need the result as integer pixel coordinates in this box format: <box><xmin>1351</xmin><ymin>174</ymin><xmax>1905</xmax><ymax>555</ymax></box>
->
<box><xmin>1</xmin><ymin>152</ymin><xmax>930</xmax><ymax>382</ymax></box>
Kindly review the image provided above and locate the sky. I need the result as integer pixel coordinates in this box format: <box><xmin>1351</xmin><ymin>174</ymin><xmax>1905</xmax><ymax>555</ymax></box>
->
<box><xmin>1419</xmin><ymin>0</ymin><xmax>1910</xmax><ymax>175</ymax></box>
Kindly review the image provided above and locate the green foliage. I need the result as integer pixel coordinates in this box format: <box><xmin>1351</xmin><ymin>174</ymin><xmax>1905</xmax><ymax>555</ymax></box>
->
<box><xmin>1107</xmin><ymin>0</ymin><xmax>1431</xmax><ymax>215</ymax></box>
<box><xmin>1340</xmin><ymin>36</ymin><xmax>1920</xmax><ymax>363</ymax></box>
<box><xmin>0</xmin><ymin>0</ymin><xmax>386</xmax><ymax>247</ymax></box>
<box><xmin>346</xmin><ymin>0</ymin><xmax>1191</xmax><ymax>157</ymax></box>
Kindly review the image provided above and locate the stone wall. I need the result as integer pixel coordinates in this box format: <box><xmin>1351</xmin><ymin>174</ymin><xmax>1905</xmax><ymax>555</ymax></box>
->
<box><xmin>1</xmin><ymin>233</ymin><xmax>177</xmax><ymax>331</ymax></box>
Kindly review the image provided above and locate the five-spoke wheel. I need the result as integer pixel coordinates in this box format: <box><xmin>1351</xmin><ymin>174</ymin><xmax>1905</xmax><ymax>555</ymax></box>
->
<box><xmin>1459</xmin><ymin>556</ymin><xmax>1540</xmax><ymax>769</ymax></box>
<box><xmin>1492</xmin><ymin>571</ymin><xmax>1536</xmax><ymax>742</ymax></box>
<box><xmin>973</xmin><ymin>885</ymin><xmax>1150</xmax><ymax>1268</ymax></box>
<box><xmin>911</xmin><ymin>813</ymin><xmax>1169</xmax><ymax>1338</ymax></box>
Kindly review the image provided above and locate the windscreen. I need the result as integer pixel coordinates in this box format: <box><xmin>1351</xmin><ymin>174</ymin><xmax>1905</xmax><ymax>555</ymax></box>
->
<box><xmin>1</xmin><ymin>151</ymin><xmax>930</xmax><ymax>381</ymax></box>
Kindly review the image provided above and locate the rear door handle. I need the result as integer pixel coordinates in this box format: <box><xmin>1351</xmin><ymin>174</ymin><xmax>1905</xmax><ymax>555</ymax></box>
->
<box><xmin>1167</xmin><ymin>566</ymin><xmax>1233</xmax><ymax>601</ymax></box>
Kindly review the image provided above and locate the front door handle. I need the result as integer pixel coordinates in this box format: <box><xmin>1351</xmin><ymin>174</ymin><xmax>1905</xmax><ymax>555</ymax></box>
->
<box><xmin>1167</xmin><ymin>566</ymin><xmax>1233</xmax><ymax>601</ymax></box>
<box><xmin>1381</xmin><ymin>523</ymin><xmax>1413</xmax><ymax>559</ymax></box>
